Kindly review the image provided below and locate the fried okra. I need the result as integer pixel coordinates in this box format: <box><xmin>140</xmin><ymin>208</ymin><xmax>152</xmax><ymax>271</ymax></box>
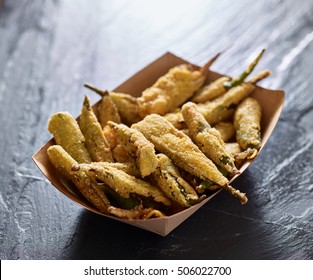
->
<box><xmin>137</xmin><ymin>64</ymin><xmax>205</xmax><ymax>118</ymax></box>
<box><xmin>214</xmin><ymin>122</ymin><xmax>235</xmax><ymax>142</ymax></box>
<box><xmin>48</xmin><ymin>112</ymin><xmax>92</xmax><ymax>163</ymax></box>
<box><xmin>234</xmin><ymin>97</ymin><xmax>262</xmax><ymax>159</ymax></box>
<box><xmin>152</xmin><ymin>154</ymin><xmax>199</xmax><ymax>207</ymax></box>
<box><xmin>192</xmin><ymin>49</ymin><xmax>265</xmax><ymax>103</ymax></box>
<box><xmin>132</xmin><ymin>114</ymin><xmax>228</xmax><ymax>186</ymax></box>
<box><xmin>109</xmin><ymin>92</ymin><xmax>141</xmax><ymax>125</ymax></box>
<box><xmin>182</xmin><ymin>102</ymin><xmax>238</xmax><ymax>175</ymax></box>
<box><xmin>75</xmin><ymin>163</ymin><xmax>171</xmax><ymax>208</ymax></box>
<box><xmin>79</xmin><ymin>96</ymin><xmax>114</xmax><ymax>162</ymax></box>
<box><xmin>98</xmin><ymin>94</ymin><xmax>121</xmax><ymax>128</ymax></box>
<box><xmin>107</xmin><ymin>121</ymin><xmax>158</xmax><ymax>177</ymax></box>
<box><xmin>47</xmin><ymin>145</ymin><xmax>110</xmax><ymax>213</ymax></box>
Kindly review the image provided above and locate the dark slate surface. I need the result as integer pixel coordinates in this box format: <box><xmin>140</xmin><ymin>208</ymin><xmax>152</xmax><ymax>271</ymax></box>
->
<box><xmin>1</xmin><ymin>0</ymin><xmax>313</xmax><ymax>260</ymax></box>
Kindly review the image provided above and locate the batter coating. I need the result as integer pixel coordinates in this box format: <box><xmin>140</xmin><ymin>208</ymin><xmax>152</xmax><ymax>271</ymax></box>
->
<box><xmin>107</xmin><ymin>121</ymin><xmax>158</xmax><ymax>177</ymax></box>
<box><xmin>137</xmin><ymin>64</ymin><xmax>205</xmax><ymax>118</ymax></box>
<box><xmin>48</xmin><ymin>112</ymin><xmax>92</xmax><ymax>163</ymax></box>
<box><xmin>182</xmin><ymin>102</ymin><xmax>238</xmax><ymax>175</ymax></box>
<box><xmin>76</xmin><ymin>163</ymin><xmax>171</xmax><ymax>207</ymax></box>
<box><xmin>132</xmin><ymin>114</ymin><xmax>228</xmax><ymax>186</ymax></box>
<box><xmin>47</xmin><ymin>145</ymin><xmax>110</xmax><ymax>213</ymax></box>
<box><xmin>152</xmin><ymin>154</ymin><xmax>199</xmax><ymax>207</ymax></box>
<box><xmin>234</xmin><ymin>97</ymin><xmax>262</xmax><ymax>159</ymax></box>
<box><xmin>79</xmin><ymin>96</ymin><xmax>114</xmax><ymax>162</ymax></box>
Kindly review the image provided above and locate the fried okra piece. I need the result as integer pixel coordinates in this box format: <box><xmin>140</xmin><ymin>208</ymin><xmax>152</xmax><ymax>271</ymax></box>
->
<box><xmin>234</xmin><ymin>97</ymin><xmax>262</xmax><ymax>159</ymax></box>
<box><xmin>198</xmin><ymin>69</ymin><xmax>270</xmax><ymax>125</ymax></box>
<box><xmin>107</xmin><ymin>206</ymin><xmax>165</xmax><ymax>219</ymax></box>
<box><xmin>107</xmin><ymin>121</ymin><xmax>158</xmax><ymax>177</ymax></box>
<box><xmin>137</xmin><ymin>64</ymin><xmax>206</xmax><ymax>118</ymax></box>
<box><xmin>79</xmin><ymin>96</ymin><xmax>114</xmax><ymax>162</ymax></box>
<box><xmin>48</xmin><ymin>112</ymin><xmax>92</xmax><ymax>163</ymax></box>
<box><xmin>109</xmin><ymin>92</ymin><xmax>141</xmax><ymax>125</ymax></box>
<box><xmin>85</xmin><ymin>84</ymin><xmax>141</xmax><ymax>126</ymax></box>
<box><xmin>98</xmin><ymin>94</ymin><xmax>121</xmax><ymax>128</ymax></box>
<box><xmin>225</xmin><ymin>142</ymin><xmax>242</xmax><ymax>157</ymax></box>
<box><xmin>164</xmin><ymin>108</ymin><xmax>187</xmax><ymax>130</ymax></box>
<box><xmin>132</xmin><ymin>114</ymin><xmax>228</xmax><ymax>186</ymax></box>
<box><xmin>225</xmin><ymin>141</ymin><xmax>257</xmax><ymax>161</ymax></box>
<box><xmin>92</xmin><ymin>161</ymin><xmax>141</xmax><ymax>177</ymax></box>
<box><xmin>76</xmin><ymin>163</ymin><xmax>171</xmax><ymax>207</ymax></box>
<box><xmin>192</xmin><ymin>49</ymin><xmax>265</xmax><ymax>103</ymax></box>
<box><xmin>224</xmin><ymin>142</ymin><xmax>245</xmax><ymax>168</ymax></box>
<box><xmin>199</xmin><ymin>82</ymin><xmax>255</xmax><ymax>122</ymax></box>
<box><xmin>214</xmin><ymin>122</ymin><xmax>235</xmax><ymax>142</ymax></box>
<box><xmin>133</xmin><ymin>115</ymin><xmax>248</xmax><ymax>204</ymax></box>
<box><xmin>182</xmin><ymin>102</ymin><xmax>238</xmax><ymax>175</ymax></box>
<box><xmin>192</xmin><ymin>76</ymin><xmax>231</xmax><ymax>103</ymax></box>
<box><xmin>47</xmin><ymin>145</ymin><xmax>109</xmax><ymax>213</ymax></box>
<box><xmin>152</xmin><ymin>154</ymin><xmax>199</xmax><ymax>207</ymax></box>
<box><xmin>165</xmin><ymin>105</ymin><xmax>235</xmax><ymax>127</ymax></box>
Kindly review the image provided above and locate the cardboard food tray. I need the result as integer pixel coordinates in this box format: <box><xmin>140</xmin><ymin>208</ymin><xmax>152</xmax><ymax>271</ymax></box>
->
<box><xmin>32</xmin><ymin>52</ymin><xmax>284</xmax><ymax>236</ymax></box>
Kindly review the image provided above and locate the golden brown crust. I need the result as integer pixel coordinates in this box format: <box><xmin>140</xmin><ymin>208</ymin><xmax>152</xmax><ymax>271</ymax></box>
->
<box><xmin>152</xmin><ymin>154</ymin><xmax>199</xmax><ymax>207</ymax></box>
<box><xmin>192</xmin><ymin>76</ymin><xmax>230</xmax><ymax>103</ymax></box>
<box><xmin>132</xmin><ymin>114</ymin><xmax>228</xmax><ymax>186</ymax></box>
<box><xmin>214</xmin><ymin>122</ymin><xmax>235</xmax><ymax>143</ymax></box>
<box><xmin>108</xmin><ymin>121</ymin><xmax>158</xmax><ymax>177</ymax></box>
<box><xmin>199</xmin><ymin>82</ymin><xmax>255</xmax><ymax>125</ymax></box>
<box><xmin>182</xmin><ymin>102</ymin><xmax>238</xmax><ymax>175</ymax></box>
<box><xmin>234</xmin><ymin>97</ymin><xmax>262</xmax><ymax>157</ymax></box>
<box><xmin>48</xmin><ymin>112</ymin><xmax>92</xmax><ymax>163</ymax></box>
<box><xmin>47</xmin><ymin>145</ymin><xmax>110</xmax><ymax>213</ymax></box>
<box><xmin>98</xmin><ymin>95</ymin><xmax>121</xmax><ymax>128</ymax></box>
<box><xmin>137</xmin><ymin>64</ymin><xmax>205</xmax><ymax>118</ymax></box>
<box><xmin>79</xmin><ymin>96</ymin><xmax>114</xmax><ymax>162</ymax></box>
<box><xmin>109</xmin><ymin>92</ymin><xmax>141</xmax><ymax>125</ymax></box>
<box><xmin>76</xmin><ymin>163</ymin><xmax>171</xmax><ymax>207</ymax></box>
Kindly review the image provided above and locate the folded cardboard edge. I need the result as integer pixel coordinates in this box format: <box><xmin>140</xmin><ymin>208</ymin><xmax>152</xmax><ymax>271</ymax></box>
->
<box><xmin>32</xmin><ymin>51</ymin><xmax>285</xmax><ymax>236</ymax></box>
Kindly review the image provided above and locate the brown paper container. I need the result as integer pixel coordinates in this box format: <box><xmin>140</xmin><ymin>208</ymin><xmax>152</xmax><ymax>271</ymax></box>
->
<box><xmin>32</xmin><ymin>52</ymin><xmax>284</xmax><ymax>236</ymax></box>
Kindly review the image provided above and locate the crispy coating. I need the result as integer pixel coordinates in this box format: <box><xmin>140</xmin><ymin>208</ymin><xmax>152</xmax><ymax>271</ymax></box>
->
<box><xmin>93</xmin><ymin>161</ymin><xmax>141</xmax><ymax>177</ymax></box>
<box><xmin>47</xmin><ymin>145</ymin><xmax>110</xmax><ymax>213</ymax></box>
<box><xmin>76</xmin><ymin>163</ymin><xmax>171</xmax><ymax>207</ymax></box>
<box><xmin>234</xmin><ymin>97</ymin><xmax>262</xmax><ymax>158</ymax></box>
<box><xmin>112</xmin><ymin>144</ymin><xmax>135</xmax><ymax>163</ymax></box>
<box><xmin>109</xmin><ymin>92</ymin><xmax>141</xmax><ymax>125</ymax></box>
<box><xmin>198</xmin><ymin>104</ymin><xmax>235</xmax><ymax>125</ymax></box>
<box><xmin>164</xmin><ymin>108</ymin><xmax>186</xmax><ymax>130</ymax></box>
<box><xmin>164</xmin><ymin>105</ymin><xmax>234</xmax><ymax>128</ymax></box>
<box><xmin>182</xmin><ymin>102</ymin><xmax>238</xmax><ymax>175</ymax></box>
<box><xmin>137</xmin><ymin>64</ymin><xmax>205</xmax><ymax>118</ymax></box>
<box><xmin>79</xmin><ymin>96</ymin><xmax>114</xmax><ymax>162</ymax></box>
<box><xmin>107</xmin><ymin>206</ymin><xmax>165</xmax><ymax>219</ymax></box>
<box><xmin>214</xmin><ymin>122</ymin><xmax>235</xmax><ymax>142</ymax></box>
<box><xmin>48</xmin><ymin>111</ymin><xmax>92</xmax><ymax>163</ymax></box>
<box><xmin>102</xmin><ymin>125</ymin><xmax>117</xmax><ymax>149</ymax></box>
<box><xmin>225</xmin><ymin>142</ymin><xmax>242</xmax><ymax>157</ymax></box>
<box><xmin>153</xmin><ymin>154</ymin><xmax>199</xmax><ymax>207</ymax></box>
<box><xmin>98</xmin><ymin>95</ymin><xmax>121</xmax><ymax>128</ymax></box>
<box><xmin>108</xmin><ymin>121</ymin><xmax>158</xmax><ymax>177</ymax></box>
<box><xmin>192</xmin><ymin>76</ymin><xmax>230</xmax><ymax>103</ymax></box>
<box><xmin>199</xmin><ymin>82</ymin><xmax>255</xmax><ymax>124</ymax></box>
<box><xmin>132</xmin><ymin>114</ymin><xmax>228</xmax><ymax>186</ymax></box>
<box><xmin>225</xmin><ymin>142</ymin><xmax>245</xmax><ymax>168</ymax></box>
<box><xmin>102</xmin><ymin>124</ymin><xmax>136</xmax><ymax>164</ymax></box>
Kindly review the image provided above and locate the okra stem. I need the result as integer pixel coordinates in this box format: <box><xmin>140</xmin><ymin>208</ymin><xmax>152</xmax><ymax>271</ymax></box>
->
<box><xmin>84</xmin><ymin>83</ymin><xmax>108</xmax><ymax>97</ymax></box>
<box><xmin>224</xmin><ymin>49</ymin><xmax>266</xmax><ymax>89</ymax></box>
